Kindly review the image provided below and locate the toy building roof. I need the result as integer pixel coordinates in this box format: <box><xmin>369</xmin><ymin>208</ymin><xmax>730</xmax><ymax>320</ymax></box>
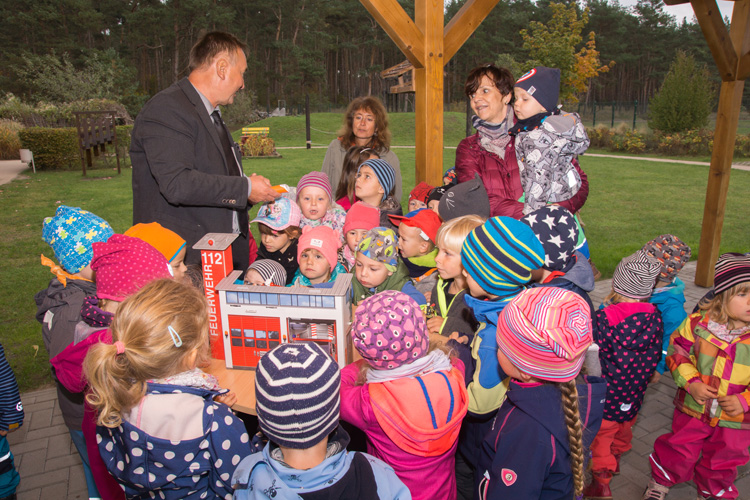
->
<box><xmin>216</xmin><ymin>271</ymin><xmax>353</xmax><ymax>296</ymax></box>
<box><xmin>193</xmin><ymin>233</ymin><xmax>238</xmax><ymax>251</ymax></box>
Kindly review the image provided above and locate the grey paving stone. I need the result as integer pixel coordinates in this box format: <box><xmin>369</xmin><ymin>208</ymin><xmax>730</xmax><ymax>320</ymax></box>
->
<box><xmin>18</xmin><ymin>448</ymin><xmax>47</xmax><ymax>477</ymax></box>
<box><xmin>43</xmin><ymin>452</ymin><xmax>82</xmax><ymax>472</ymax></box>
<box><xmin>16</xmin><ymin>466</ymin><xmax>68</xmax><ymax>492</ymax></box>
<box><xmin>10</xmin><ymin>436</ymin><xmax>49</xmax><ymax>455</ymax></box>
<box><xmin>46</xmin><ymin>433</ymin><xmax>73</xmax><ymax>459</ymax></box>
<box><xmin>21</xmin><ymin>400</ymin><xmax>55</xmax><ymax>415</ymax></box>
<box><xmin>23</xmin><ymin>424</ymin><xmax>71</xmax><ymax>442</ymax></box>
<box><xmin>17</xmin><ymin>488</ymin><xmax>41</xmax><ymax>500</ymax></box>
<box><xmin>66</xmin><ymin>464</ymin><xmax>88</xmax><ymax>498</ymax></box>
<box><xmin>28</xmin><ymin>408</ymin><xmax>53</xmax><ymax>431</ymax></box>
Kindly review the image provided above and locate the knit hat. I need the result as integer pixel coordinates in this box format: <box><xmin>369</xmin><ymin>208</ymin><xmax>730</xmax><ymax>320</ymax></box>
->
<box><xmin>409</xmin><ymin>182</ymin><xmax>434</xmax><ymax>205</ymax></box>
<box><xmin>515</xmin><ymin>67</ymin><xmax>561</xmax><ymax>113</ymax></box>
<box><xmin>641</xmin><ymin>234</ymin><xmax>692</xmax><ymax>282</ymax></box>
<box><xmin>42</xmin><ymin>206</ymin><xmax>114</xmax><ymax>273</ymax></box>
<box><xmin>297</xmin><ymin>225</ymin><xmax>341</xmax><ymax>272</ymax></box>
<box><xmin>255</xmin><ymin>342</ymin><xmax>340</xmax><ymax>449</ymax></box>
<box><xmin>252</xmin><ymin>197</ymin><xmax>302</xmax><ymax>231</ymax></box>
<box><xmin>91</xmin><ymin>234</ymin><xmax>172</xmax><ymax>301</ymax></box>
<box><xmin>443</xmin><ymin>167</ymin><xmax>458</xmax><ymax>186</ymax></box>
<box><xmin>357</xmin><ymin>227</ymin><xmax>399</xmax><ymax>271</ymax></box>
<box><xmin>246</xmin><ymin>259</ymin><xmax>287</xmax><ymax>286</ymax></box>
<box><xmin>438</xmin><ymin>174</ymin><xmax>490</xmax><ymax>222</ymax></box>
<box><xmin>714</xmin><ymin>252</ymin><xmax>750</xmax><ymax>294</ymax></box>
<box><xmin>612</xmin><ymin>251</ymin><xmax>661</xmax><ymax>300</ymax></box>
<box><xmin>352</xmin><ymin>290</ymin><xmax>429</xmax><ymax>369</ymax></box>
<box><xmin>296</xmin><ymin>171</ymin><xmax>333</xmax><ymax>202</ymax></box>
<box><xmin>358</xmin><ymin>159</ymin><xmax>395</xmax><ymax>201</ymax></box>
<box><xmin>497</xmin><ymin>286</ymin><xmax>592</xmax><ymax>382</ymax></box>
<box><xmin>461</xmin><ymin>216</ymin><xmax>545</xmax><ymax>298</ymax></box>
<box><xmin>427</xmin><ymin>186</ymin><xmax>448</xmax><ymax>205</ymax></box>
<box><xmin>388</xmin><ymin>208</ymin><xmax>442</xmax><ymax>244</ymax></box>
<box><xmin>124</xmin><ymin>222</ymin><xmax>186</xmax><ymax>263</ymax></box>
<box><xmin>521</xmin><ymin>205</ymin><xmax>578</xmax><ymax>271</ymax></box>
<box><xmin>344</xmin><ymin>201</ymin><xmax>380</xmax><ymax>235</ymax></box>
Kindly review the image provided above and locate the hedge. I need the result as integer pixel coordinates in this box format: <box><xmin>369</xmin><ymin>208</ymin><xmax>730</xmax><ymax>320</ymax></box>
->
<box><xmin>17</xmin><ymin>125</ymin><xmax>133</xmax><ymax>170</ymax></box>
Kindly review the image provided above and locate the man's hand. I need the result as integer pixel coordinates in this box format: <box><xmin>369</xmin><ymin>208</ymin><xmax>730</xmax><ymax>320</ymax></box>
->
<box><xmin>718</xmin><ymin>395</ymin><xmax>745</xmax><ymax>417</ymax></box>
<box><xmin>686</xmin><ymin>381</ymin><xmax>718</xmax><ymax>405</ymax></box>
<box><xmin>426</xmin><ymin>316</ymin><xmax>445</xmax><ymax>334</ymax></box>
<box><xmin>248</xmin><ymin>174</ymin><xmax>281</xmax><ymax>204</ymax></box>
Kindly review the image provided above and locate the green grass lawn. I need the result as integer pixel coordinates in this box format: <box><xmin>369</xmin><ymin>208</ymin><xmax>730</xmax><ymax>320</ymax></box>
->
<box><xmin>2</xmin><ymin>113</ymin><xmax>749</xmax><ymax>392</ymax></box>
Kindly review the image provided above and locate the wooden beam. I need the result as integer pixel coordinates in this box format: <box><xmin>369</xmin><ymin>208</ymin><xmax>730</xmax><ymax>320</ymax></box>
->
<box><xmin>695</xmin><ymin>0</ymin><xmax>750</xmax><ymax>286</ymax></box>
<box><xmin>359</xmin><ymin>0</ymin><xmax>425</xmax><ymax>67</ymax></box>
<box><xmin>692</xmin><ymin>0</ymin><xmax>738</xmax><ymax>80</ymax></box>
<box><xmin>414</xmin><ymin>0</ymin><xmax>445</xmax><ymax>186</ymax></box>
<box><xmin>444</xmin><ymin>0</ymin><xmax>502</xmax><ymax>63</ymax></box>
<box><xmin>738</xmin><ymin>50</ymin><xmax>750</xmax><ymax>79</ymax></box>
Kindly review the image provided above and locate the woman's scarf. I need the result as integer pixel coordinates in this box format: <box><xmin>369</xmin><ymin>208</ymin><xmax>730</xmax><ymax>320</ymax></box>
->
<box><xmin>472</xmin><ymin>104</ymin><xmax>515</xmax><ymax>159</ymax></box>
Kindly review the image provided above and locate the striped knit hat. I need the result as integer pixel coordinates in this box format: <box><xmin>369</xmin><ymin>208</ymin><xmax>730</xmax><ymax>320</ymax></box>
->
<box><xmin>297</xmin><ymin>171</ymin><xmax>333</xmax><ymax>202</ymax></box>
<box><xmin>255</xmin><ymin>342</ymin><xmax>340</xmax><ymax>449</ymax></box>
<box><xmin>461</xmin><ymin>216</ymin><xmax>545</xmax><ymax>299</ymax></box>
<box><xmin>641</xmin><ymin>234</ymin><xmax>691</xmax><ymax>282</ymax></box>
<box><xmin>714</xmin><ymin>252</ymin><xmax>750</xmax><ymax>294</ymax></box>
<box><xmin>245</xmin><ymin>259</ymin><xmax>287</xmax><ymax>286</ymax></box>
<box><xmin>352</xmin><ymin>291</ymin><xmax>428</xmax><ymax>369</ymax></box>
<box><xmin>358</xmin><ymin>159</ymin><xmax>395</xmax><ymax>201</ymax></box>
<box><xmin>497</xmin><ymin>287</ymin><xmax>592</xmax><ymax>382</ymax></box>
<box><xmin>612</xmin><ymin>251</ymin><xmax>661</xmax><ymax>300</ymax></box>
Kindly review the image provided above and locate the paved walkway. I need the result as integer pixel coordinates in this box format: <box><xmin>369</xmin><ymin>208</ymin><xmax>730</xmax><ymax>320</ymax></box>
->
<box><xmin>12</xmin><ymin>260</ymin><xmax>748</xmax><ymax>499</ymax></box>
<box><xmin>0</xmin><ymin>160</ymin><xmax>29</xmax><ymax>185</ymax></box>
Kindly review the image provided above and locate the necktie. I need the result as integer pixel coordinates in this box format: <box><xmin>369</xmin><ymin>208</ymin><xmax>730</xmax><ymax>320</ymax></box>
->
<box><xmin>211</xmin><ymin>110</ymin><xmax>239</xmax><ymax>175</ymax></box>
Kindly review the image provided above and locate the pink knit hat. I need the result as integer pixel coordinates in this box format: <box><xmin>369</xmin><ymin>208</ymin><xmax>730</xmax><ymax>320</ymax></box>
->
<box><xmin>297</xmin><ymin>171</ymin><xmax>333</xmax><ymax>202</ymax></box>
<box><xmin>496</xmin><ymin>286</ymin><xmax>592</xmax><ymax>382</ymax></box>
<box><xmin>352</xmin><ymin>290</ymin><xmax>428</xmax><ymax>370</ymax></box>
<box><xmin>91</xmin><ymin>234</ymin><xmax>172</xmax><ymax>301</ymax></box>
<box><xmin>297</xmin><ymin>225</ymin><xmax>341</xmax><ymax>272</ymax></box>
<box><xmin>343</xmin><ymin>201</ymin><xmax>380</xmax><ymax>234</ymax></box>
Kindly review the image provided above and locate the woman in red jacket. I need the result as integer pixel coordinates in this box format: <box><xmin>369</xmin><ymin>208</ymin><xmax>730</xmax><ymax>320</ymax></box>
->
<box><xmin>455</xmin><ymin>65</ymin><xmax>588</xmax><ymax>219</ymax></box>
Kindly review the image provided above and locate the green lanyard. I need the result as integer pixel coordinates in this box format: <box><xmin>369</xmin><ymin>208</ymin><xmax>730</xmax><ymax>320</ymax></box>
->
<box><xmin>436</xmin><ymin>277</ymin><xmax>458</xmax><ymax>336</ymax></box>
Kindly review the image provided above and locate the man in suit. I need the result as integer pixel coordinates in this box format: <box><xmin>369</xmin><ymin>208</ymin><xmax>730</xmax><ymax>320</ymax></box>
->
<box><xmin>131</xmin><ymin>31</ymin><xmax>279</xmax><ymax>272</ymax></box>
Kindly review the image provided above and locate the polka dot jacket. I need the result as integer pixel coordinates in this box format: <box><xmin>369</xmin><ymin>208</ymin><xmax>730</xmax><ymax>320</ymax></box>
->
<box><xmin>96</xmin><ymin>383</ymin><xmax>252</xmax><ymax>499</ymax></box>
<box><xmin>594</xmin><ymin>302</ymin><xmax>664</xmax><ymax>423</ymax></box>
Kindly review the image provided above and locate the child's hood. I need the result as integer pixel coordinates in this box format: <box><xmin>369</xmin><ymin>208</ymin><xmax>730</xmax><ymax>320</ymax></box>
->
<box><xmin>464</xmin><ymin>293</ymin><xmax>510</xmax><ymax>325</ymax></box>
<box><xmin>232</xmin><ymin>426</ymin><xmax>355</xmax><ymax>499</ymax></box>
<box><xmin>506</xmin><ymin>376</ymin><xmax>606</xmax><ymax>454</ymax></box>
<box><xmin>554</xmin><ymin>251</ymin><xmax>595</xmax><ymax>292</ymax></box>
<box><xmin>35</xmin><ymin>277</ymin><xmax>96</xmax><ymax>318</ymax></box>
<box><xmin>368</xmin><ymin>364</ymin><xmax>468</xmax><ymax>456</ymax></box>
<box><xmin>650</xmin><ymin>277</ymin><xmax>686</xmax><ymax>306</ymax></box>
<box><xmin>598</xmin><ymin>302</ymin><xmax>662</xmax><ymax>352</ymax></box>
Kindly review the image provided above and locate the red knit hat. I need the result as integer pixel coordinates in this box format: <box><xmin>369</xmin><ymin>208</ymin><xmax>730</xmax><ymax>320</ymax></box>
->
<box><xmin>343</xmin><ymin>202</ymin><xmax>380</xmax><ymax>234</ymax></box>
<box><xmin>91</xmin><ymin>234</ymin><xmax>172</xmax><ymax>301</ymax></box>
<box><xmin>409</xmin><ymin>182</ymin><xmax>434</xmax><ymax>205</ymax></box>
<box><xmin>297</xmin><ymin>226</ymin><xmax>342</xmax><ymax>272</ymax></box>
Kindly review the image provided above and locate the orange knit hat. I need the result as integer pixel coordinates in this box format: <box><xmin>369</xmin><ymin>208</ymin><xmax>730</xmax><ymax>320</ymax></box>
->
<box><xmin>124</xmin><ymin>222</ymin><xmax>186</xmax><ymax>263</ymax></box>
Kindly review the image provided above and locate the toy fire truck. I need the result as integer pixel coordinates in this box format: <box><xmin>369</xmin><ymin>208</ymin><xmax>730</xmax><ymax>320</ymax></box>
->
<box><xmin>194</xmin><ymin>233</ymin><xmax>353</xmax><ymax>369</ymax></box>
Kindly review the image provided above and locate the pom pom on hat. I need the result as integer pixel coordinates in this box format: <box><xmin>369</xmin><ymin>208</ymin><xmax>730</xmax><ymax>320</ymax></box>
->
<box><xmin>352</xmin><ymin>290</ymin><xmax>429</xmax><ymax>370</ymax></box>
<box><xmin>255</xmin><ymin>342</ymin><xmax>340</xmax><ymax>449</ymax></box>
<box><xmin>497</xmin><ymin>287</ymin><xmax>593</xmax><ymax>382</ymax></box>
<box><xmin>42</xmin><ymin>206</ymin><xmax>113</xmax><ymax>273</ymax></box>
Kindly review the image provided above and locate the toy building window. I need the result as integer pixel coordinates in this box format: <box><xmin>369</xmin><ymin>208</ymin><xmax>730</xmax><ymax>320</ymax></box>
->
<box><xmin>231</xmin><ymin>328</ymin><xmax>242</xmax><ymax>347</ymax></box>
<box><xmin>269</xmin><ymin>330</ymin><xmax>280</xmax><ymax>349</ymax></box>
<box><xmin>249</xmin><ymin>293</ymin><xmax>262</xmax><ymax>305</ymax></box>
<box><xmin>227</xmin><ymin>292</ymin><xmax>238</xmax><ymax>304</ymax></box>
<box><xmin>280</xmin><ymin>294</ymin><xmax>292</xmax><ymax>306</ymax></box>
<box><xmin>322</xmin><ymin>296</ymin><xmax>335</xmax><ymax>308</ymax></box>
<box><xmin>297</xmin><ymin>295</ymin><xmax>310</xmax><ymax>307</ymax></box>
<box><xmin>266</xmin><ymin>294</ymin><xmax>278</xmax><ymax>305</ymax></box>
<box><xmin>256</xmin><ymin>330</ymin><xmax>267</xmax><ymax>349</ymax></box>
<box><xmin>243</xmin><ymin>329</ymin><xmax>254</xmax><ymax>347</ymax></box>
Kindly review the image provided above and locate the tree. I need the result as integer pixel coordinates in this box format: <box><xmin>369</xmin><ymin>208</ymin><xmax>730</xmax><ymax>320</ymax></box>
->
<box><xmin>520</xmin><ymin>2</ymin><xmax>612</xmax><ymax>103</ymax></box>
<box><xmin>648</xmin><ymin>51</ymin><xmax>715</xmax><ymax>132</ymax></box>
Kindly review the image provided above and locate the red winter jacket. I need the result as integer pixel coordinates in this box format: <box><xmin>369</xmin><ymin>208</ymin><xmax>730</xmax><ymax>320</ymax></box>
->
<box><xmin>455</xmin><ymin>133</ymin><xmax>589</xmax><ymax>219</ymax></box>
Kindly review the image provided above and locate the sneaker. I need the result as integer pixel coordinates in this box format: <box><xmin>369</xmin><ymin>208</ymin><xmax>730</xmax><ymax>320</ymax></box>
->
<box><xmin>641</xmin><ymin>479</ymin><xmax>670</xmax><ymax>500</ymax></box>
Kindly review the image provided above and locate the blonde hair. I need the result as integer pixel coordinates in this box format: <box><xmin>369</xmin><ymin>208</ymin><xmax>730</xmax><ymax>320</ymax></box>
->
<box><xmin>698</xmin><ymin>282</ymin><xmax>750</xmax><ymax>329</ymax></box>
<box><xmin>84</xmin><ymin>279</ymin><xmax>210</xmax><ymax>428</ymax></box>
<box><xmin>559</xmin><ymin>380</ymin><xmax>585</xmax><ymax>498</ymax></box>
<box><xmin>355</xmin><ymin>341</ymin><xmax>454</xmax><ymax>385</ymax></box>
<box><xmin>436</xmin><ymin>214</ymin><xmax>486</xmax><ymax>253</ymax></box>
<box><xmin>601</xmin><ymin>290</ymin><xmax>647</xmax><ymax>307</ymax></box>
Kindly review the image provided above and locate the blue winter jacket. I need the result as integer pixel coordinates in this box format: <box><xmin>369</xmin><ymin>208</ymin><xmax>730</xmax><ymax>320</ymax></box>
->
<box><xmin>648</xmin><ymin>278</ymin><xmax>687</xmax><ymax>374</ymax></box>
<box><xmin>476</xmin><ymin>376</ymin><xmax>606</xmax><ymax>500</ymax></box>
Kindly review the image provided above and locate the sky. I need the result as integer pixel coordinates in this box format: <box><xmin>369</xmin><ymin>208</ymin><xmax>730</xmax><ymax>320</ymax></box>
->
<box><xmin>613</xmin><ymin>0</ymin><xmax>735</xmax><ymax>23</ymax></box>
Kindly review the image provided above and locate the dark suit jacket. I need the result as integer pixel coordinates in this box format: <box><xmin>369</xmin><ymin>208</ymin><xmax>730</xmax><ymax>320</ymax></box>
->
<box><xmin>131</xmin><ymin>78</ymin><xmax>249</xmax><ymax>268</ymax></box>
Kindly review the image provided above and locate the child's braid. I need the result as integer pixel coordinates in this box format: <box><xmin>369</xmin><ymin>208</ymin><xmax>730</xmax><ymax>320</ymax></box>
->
<box><xmin>559</xmin><ymin>379</ymin><xmax>585</xmax><ymax>498</ymax></box>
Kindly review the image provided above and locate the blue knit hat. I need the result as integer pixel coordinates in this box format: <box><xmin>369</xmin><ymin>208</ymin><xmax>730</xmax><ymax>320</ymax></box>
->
<box><xmin>255</xmin><ymin>342</ymin><xmax>340</xmax><ymax>449</ymax></box>
<box><xmin>515</xmin><ymin>67</ymin><xmax>561</xmax><ymax>113</ymax></box>
<box><xmin>461</xmin><ymin>216</ymin><xmax>545</xmax><ymax>299</ymax></box>
<box><xmin>521</xmin><ymin>205</ymin><xmax>578</xmax><ymax>272</ymax></box>
<box><xmin>42</xmin><ymin>206</ymin><xmax>114</xmax><ymax>273</ymax></box>
<box><xmin>358</xmin><ymin>158</ymin><xmax>395</xmax><ymax>201</ymax></box>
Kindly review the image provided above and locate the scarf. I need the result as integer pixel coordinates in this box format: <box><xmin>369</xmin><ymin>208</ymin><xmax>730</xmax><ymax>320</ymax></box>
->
<box><xmin>472</xmin><ymin>105</ymin><xmax>515</xmax><ymax>159</ymax></box>
<box><xmin>80</xmin><ymin>296</ymin><xmax>114</xmax><ymax>327</ymax></box>
<box><xmin>508</xmin><ymin>110</ymin><xmax>557</xmax><ymax>136</ymax></box>
<box><xmin>365</xmin><ymin>349</ymin><xmax>453</xmax><ymax>384</ymax></box>
<box><xmin>707</xmin><ymin>319</ymin><xmax>750</xmax><ymax>343</ymax></box>
<box><xmin>291</xmin><ymin>262</ymin><xmax>348</xmax><ymax>287</ymax></box>
<box><xmin>148</xmin><ymin>367</ymin><xmax>222</xmax><ymax>391</ymax></box>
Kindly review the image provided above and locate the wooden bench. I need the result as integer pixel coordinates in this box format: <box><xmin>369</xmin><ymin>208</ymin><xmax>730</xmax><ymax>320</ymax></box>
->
<box><xmin>73</xmin><ymin>111</ymin><xmax>121</xmax><ymax>176</ymax></box>
<box><xmin>241</xmin><ymin>127</ymin><xmax>270</xmax><ymax>137</ymax></box>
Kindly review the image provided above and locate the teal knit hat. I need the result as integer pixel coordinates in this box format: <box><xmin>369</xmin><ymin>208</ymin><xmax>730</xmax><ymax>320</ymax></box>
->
<box><xmin>42</xmin><ymin>206</ymin><xmax>114</xmax><ymax>273</ymax></box>
<box><xmin>461</xmin><ymin>216</ymin><xmax>545</xmax><ymax>299</ymax></box>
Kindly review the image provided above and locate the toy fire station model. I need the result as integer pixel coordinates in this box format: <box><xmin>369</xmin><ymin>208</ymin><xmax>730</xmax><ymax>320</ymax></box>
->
<box><xmin>194</xmin><ymin>233</ymin><xmax>353</xmax><ymax>370</ymax></box>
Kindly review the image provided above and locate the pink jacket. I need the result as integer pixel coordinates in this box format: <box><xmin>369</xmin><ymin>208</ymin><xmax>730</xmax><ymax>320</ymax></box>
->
<box><xmin>340</xmin><ymin>358</ymin><xmax>468</xmax><ymax>500</ymax></box>
<box><xmin>455</xmin><ymin>133</ymin><xmax>589</xmax><ymax>218</ymax></box>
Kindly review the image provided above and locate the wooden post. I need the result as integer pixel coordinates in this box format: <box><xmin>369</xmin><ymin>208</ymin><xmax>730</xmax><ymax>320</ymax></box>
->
<box><xmin>694</xmin><ymin>0</ymin><xmax>750</xmax><ymax>286</ymax></box>
<box><xmin>305</xmin><ymin>94</ymin><xmax>311</xmax><ymax>149</ymax></box>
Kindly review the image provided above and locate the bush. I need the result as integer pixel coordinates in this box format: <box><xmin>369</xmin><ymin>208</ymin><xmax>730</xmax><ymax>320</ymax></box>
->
<box><xmin>586</xmin><ymin>125</ymin><xmax>614</xmax><ymax>149</ymax></box>
<box><xmin>0</xmin><ymin>94</ymin><xmax>132</xmax><ymax>128</ymax></box>
<box><xmin>115</xmin><ymin>125</ymin><xmax>133</xmax><ymax>161</ymax></box>
<box><xmin>0</xmin><ymin>121</ymin><xmax>22</xmax><ymax>160</ymax></box>
<box><xmin>648</xmin><ymin>51</ymin><xmax>715</xmax><ymax>133</ymax></box>
<box><xmin>18</xmin><ymin>127</ymin><xmax>78</xmax><ymax>170</ymax></box>
<box><xmin>240</xmin><ymin>135</ymin><xmax>276</xmax><ymax>157</ymax></box>
<box><xmin>610</xmin><ymin>129</ymin><xmax>646</xmax><ymax>154</ymax></box>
